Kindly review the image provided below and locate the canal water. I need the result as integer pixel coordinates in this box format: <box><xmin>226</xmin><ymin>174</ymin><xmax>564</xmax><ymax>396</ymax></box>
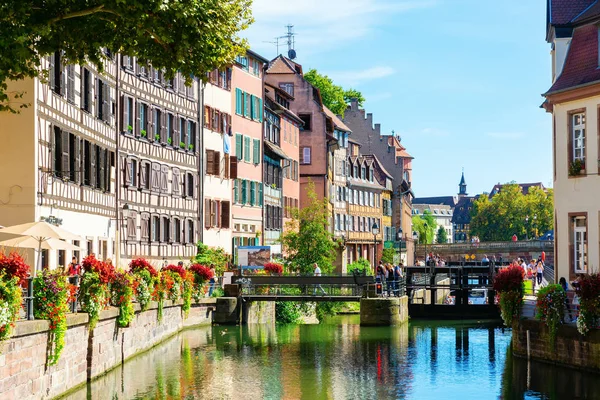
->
<box><xmin>61</xmin><ymin>316</ymin><xmax>600</xmax><ymax>400</ymax></box>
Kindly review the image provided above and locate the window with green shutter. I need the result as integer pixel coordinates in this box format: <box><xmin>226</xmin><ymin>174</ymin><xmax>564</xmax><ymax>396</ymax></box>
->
<box><xmin>258</xmin><ymin>183</ymin><xmax>263</xmax><ymax>206</ymax></box>
<box><xmin>244</xmin><ymin>136</ymin><xmax>251</xmax><ymax>162</ymax></box>
<box><xmin>258</xmin><ymin>98</ymin><xmax>263</xmax><ymax>122</ymax></box>
<box><xmin>233</xmin><ymin>179</ymin><xmax>239</xmax><ymax>204</ymax></box>
<box><xmin>253</xmin><ymin>139</ymin><xmax>260</xmax><ymax>165</ymax></box>
<box><xmin>250</xmin><ymin>95</ymin><xmax>255</xmax><ymax>120</ymax></box>
<box><xmin>244</xmin><ymin>93</ymin><xmax>251</xmax><ymax>118</ymax></box>
<box><xmin>250</xmin><ymin>181</ymin><xmax>255</xmax><ymax>206</ymax></box>
<box><xmin>235</xmin><ymin>89</ymin><xmax>242</xmax><ymax>115</ymax></box>
<box><xmin>241</xmin><ymin>180</ymin><xmax>247</xmax><ymax>204</ymax></box>
<box><xmin>236</xmin><ymin>133</ymin><xmax>243</xmax><ymax>159</ymax></box>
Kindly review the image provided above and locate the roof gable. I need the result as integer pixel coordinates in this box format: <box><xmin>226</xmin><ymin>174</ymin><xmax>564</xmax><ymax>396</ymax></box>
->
<box><xmin>550</xmin><ymin>0</ymin><xmax>596</xmax><ymax>25</ymax></box>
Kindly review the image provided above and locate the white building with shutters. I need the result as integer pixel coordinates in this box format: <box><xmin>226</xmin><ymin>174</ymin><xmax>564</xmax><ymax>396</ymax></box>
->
<box><xmin>0</xmin><ymin>51</ymin><xmax>202</xmax><ymax>270</ymax></box>
<box><xmin>202</xmin><ymin>69</ymin><xmax>233</xmax><ymax>253</ymax></box>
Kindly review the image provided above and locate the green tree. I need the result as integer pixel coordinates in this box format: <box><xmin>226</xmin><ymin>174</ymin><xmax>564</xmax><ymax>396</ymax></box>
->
<box><xmin>343</xmin><ymin>88</ymin><xmax>365</xmax><ymax>107</ymax></box>
<box><xmin>347</xmin><ymin>258</ymin><xmax>372</xmax><ymax>275</ymax></box>
<box><xmin>412</xmin><ymin>210</ymin><xmax>436</xmax><ymax>244</ymax></box>
<box><xmin>304</xmin><ymin>69</ymin><xmax>365</xmax><ymax>117</ymax></box>
<box><xmin>470</xmin><ymin>184</ymin><xmax>553</xmax><ymax>241</ymax></box>
<box><xmin>280</xmin><ymin>181</ymin><xmax>339</xmax><ymax>274</ymax></box>
<box><xmin>436</xmin><ymin>226</ymin><xmax>448</xmax><ymax>244</ymax></box>
<box><xmin>0</xmin><ymin>0</ymin><xmax>252</xmax><ymax>112</ymax></box>
<box><xmin>381</xmin><ymin>248</ymin><xmax>395</xmax><ymax>264</ymax></box>
<box><xmin>193</xmin><ymin>243</ymin><xmax>230</xmax><ymax>276</ymax></box>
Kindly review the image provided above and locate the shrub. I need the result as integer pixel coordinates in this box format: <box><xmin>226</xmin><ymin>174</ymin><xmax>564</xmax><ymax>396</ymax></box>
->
<box><xmin>0</xmin><ymin>252</ymin><xmax>30</xmax><ymax>285</ymax></box>
<box><xmin>110</xmin><ymin>270</ymin><xmax>135</xmax><ymax>328</ymax></box>
<box><xmin>574</xmin><ymin>273</ymin><xmax>600</xmax><ymax>335</ymax></box>
<box><xmin>33</xmin><ymin>270</ymin><xmax>69</xmax><ymax>365</ymax></box>
<box><xmin>493</xmin><ymin>265</ymin><xmax>524</xmax><ymax>327</ymax></box>
<box><xmin>347</xmin><ymin>258</ymin><xmax>372</xmax><ymax>275</ymax></box>
<box><xmin>0</xmin><ymin>271</ymin><xmax>22</xmax><ymax>346</ymax></box>
<box><xmin>132</xmin><ymin>269</ymin><xmax>153</xmax><ymax>312</ymax></box>
<box><xmin>536</xmin><ymin>284</ymin><xmax>566</xmax><ymax>347</ymax></box>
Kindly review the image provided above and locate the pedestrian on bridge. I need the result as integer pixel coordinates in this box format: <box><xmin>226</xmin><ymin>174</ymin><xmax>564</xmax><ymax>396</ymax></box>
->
<box><xmin>313</xmin><ymin>263</ymin><xmax>326</xmax><ymax>295</ymax></box>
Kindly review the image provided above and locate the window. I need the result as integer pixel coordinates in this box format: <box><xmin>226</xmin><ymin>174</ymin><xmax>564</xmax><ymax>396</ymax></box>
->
<box><xmin>279</xmin><ymin>83</ymin><xmax>294</xmax><ymax>96</ymax></box>
<box><xmin>121</xmin><ymin>96</ymin><xmax>134</xmax><ymax>134</ymax></box>
<box><xmin>185</xmin><ymin>172</ymin><xmax>194</xmax><ymax>197</ymax></box>
<box><xmin>151</xmin><ymin>215</ymin><xmax>160</xmax><ymax>242</ymax></box>
<box><xmin>369</xmin><ymin>168</ymin><xmax>374</xmax><ymax>182</ymax></box>
<box><xmin>571</xmin><ymin>215</ymin><xmax>587</xmax><ymax>273</ymax></box>
<box><xmin>81</xmin><ymin>68</ymin><xmax>92</xmax><ymax>112</ymax></box>
<box><xmin>97</xmin><ymin>79</ymin><xmax>111</xmax><ymax>123</ymax></box>
<box><xmin>361</xmin><ymin>166</ymin><xmax>366</xmax><ymax>180</ymax></box>
<box><xmin>49</xmin><ymin>52</ymin><xmax>64</xmax><ymax>95</ymax></box>
<box><xmin>571</xmin><ymin>112</ymin><xmax>585</xmax><ymax>162</ymax></box>
<box><xmin>161</xmin><ymin>216</ymin><xmax>171</xmax><ymax>242</ymax></box>
<box><xmin>253</xmin><ymin>139</ymin><xmax>260</xmax><ymax>165</ymax></box>
<box><xmin>206</xmin><ymin>150</ymin><xmax>221</xmax><ymax>176</ymax></box>
<box><xmin>244</xmin><ymin>92</ymin><xmax>251</xmax><ymax>118</ymax></box>
<box><xmin>186</xmin><ymin>220</ymin><xmax>194</xmax><ymax>244</ymax></box>
<box><xmin>300</xmin><ymin>147</ymin><xmax>311</xmax><ymax>164</ymax></box>
<box><xmin>122</xmin><ymin>55</ymin><xmax>134</xmax><ymax>71</ymax></box>
<box><xmin>236</xmin><ymin>55</ymin><xmax>249</xmax><ymax>71</ymax></box>
<box><xmin>252</xmin><ymin>58</ymin><xmax>260</xmax><ymax>76</ymax></box>
<box><xmin>173</xmin><ymin>218</ymin><xmax>182</xmax><ymax>243</ymax></box>
<box><xmin>235</xmin><ymin>89</ymin><xmax>244</xmax><ymax>115</ymax></box>
<box><xmin>299</xmin><ymin>114</ymin><xmax>312</xmax><ymax>131</ymax></box>
<box><xmin>153</xmin><ymin>108</ymin><xmax>161</xmax><ymax>141</ymax></box>
<box><xmin>167</xmin><ymin>113</ymin><xmax>174</xmax><ymax>145</ymax></box>
<box><xmin>188</xmin><ymin>121</ymin><xmax>196</xmax><ymax>150</ymax></box>
<box><xmin>244</xmin><ymin>136</ymin><xmax>251</xmax><ymax>162</ymax></box>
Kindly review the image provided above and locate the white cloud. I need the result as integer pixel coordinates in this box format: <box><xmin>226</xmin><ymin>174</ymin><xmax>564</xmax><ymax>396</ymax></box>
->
<box><xmin>244</xmin><ymin>0</ymin><xmax>438</xmax><ymax>57</ymax></box>
<box><xmin>486</xmin><ymin>132</ymin><xmax>523</xmax><ymax>139</ymax></box>
<box><xmin>328</xmin><ymin>66</ymin><xmax>395</xmax><ymax>86</ymax></box>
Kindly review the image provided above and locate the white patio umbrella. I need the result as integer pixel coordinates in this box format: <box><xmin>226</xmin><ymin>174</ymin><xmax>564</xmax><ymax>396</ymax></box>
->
<box><xmin>0</xmin><ymin>236</ymin><xmax>82</xmax><ymax>252</ymax></box>
<box><xmin>0</xmin><ymin>221</ymin><xmax>83</xmax><ymax>271</ymax></box>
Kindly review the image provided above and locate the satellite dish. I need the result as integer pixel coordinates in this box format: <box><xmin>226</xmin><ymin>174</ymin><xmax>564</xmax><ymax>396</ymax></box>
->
<box><xmin>288</xmin><ymin>49</ymin><xmax>297</xmax><ymax>60</ymax></box>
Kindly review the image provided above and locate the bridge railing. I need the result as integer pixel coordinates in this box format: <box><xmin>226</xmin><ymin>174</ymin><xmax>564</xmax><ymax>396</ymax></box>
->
<box><xmin>417</xmin><ymin>240</ymin><xmax>554</xmax><ymax>253</ymax></box>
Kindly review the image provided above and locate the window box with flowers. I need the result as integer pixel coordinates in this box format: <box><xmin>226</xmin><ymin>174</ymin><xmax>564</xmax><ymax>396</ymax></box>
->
<box><xmin>569</xmin><ymin>158</ymin><xmax>585</xmax><ymax>177</ymax></box>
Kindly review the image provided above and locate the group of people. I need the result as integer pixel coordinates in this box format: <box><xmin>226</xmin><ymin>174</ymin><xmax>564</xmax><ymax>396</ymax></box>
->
<box><xmin>375</xmin><ymin>261</ymin><xmax>404</xmax><ymax>297</ymax></box>
<box><xmin>506</xmin><ymin>257</ymin><xmax>545</xmax><ymax>292</ymax></box>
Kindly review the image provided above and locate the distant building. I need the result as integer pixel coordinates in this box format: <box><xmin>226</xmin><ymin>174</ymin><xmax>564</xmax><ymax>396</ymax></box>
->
<box><xmin>488</xmin><ymin>182</ymin><xmax>546</xmax><ymax>198</ymax></box>
<box><xmin>411</xmin><ymin>204</ymin><xmax>453</xmax><ymax>244</ymax></box>
<box><xmin>543</xmin><ymin>0</ymin><xmax>600</xmax><ymax>279</ymax></box>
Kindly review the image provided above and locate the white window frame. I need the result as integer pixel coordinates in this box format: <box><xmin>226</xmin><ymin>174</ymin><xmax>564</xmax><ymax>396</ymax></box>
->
<box><xmin>572</xmin><ymin>112</ymin><xmax>586</xmax><ymax>161</ymax></box>
<box><xmin>574</xmin><ymin>217</ymin><xmax>587</xmax><ymax>273</ymax></box>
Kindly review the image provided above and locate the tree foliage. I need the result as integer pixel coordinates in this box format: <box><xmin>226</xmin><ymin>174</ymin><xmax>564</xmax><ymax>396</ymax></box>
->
<box><xmin>280</xmin><ymin>181</ymin><xmax>339</xmax><ymax>275</ymax></box>
<box><xmin>193</xmin><ymin>243</ymin><xmax>229</xmax><ymax>276</ymax></box>
<box><xmin>381</xmin><ymin>248</ymin><xmax>395</xmax><ymax>264</ymax></box>
<box><xmin>436</xmin><ymin>226</ymin><xmax>448</xmax><ymax>244</ymax></box>
<box><xmin>470</xmin><ymin>184</ymin><xmax>553</xmax><ymax>242</ymax></box>
<box><xmin>412</xmin><ymin>210</ymin><xmax>436</xmax><ymax>244</ymax></box>
<box><xmin>0</xmin><ymin>0</ymin><xmax>253</xmax><ymax>112</ymax></box>
<box><xmin>304</xmin><ymin>69</ymin><xmax>365</xmax><ymax>117</ymax></box>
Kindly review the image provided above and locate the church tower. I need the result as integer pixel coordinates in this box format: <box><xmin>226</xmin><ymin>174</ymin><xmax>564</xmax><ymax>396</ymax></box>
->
<box><xmin>458</xmin><ymin>171</ymin><xmax>468</xmax><ymax>197</ymax></box>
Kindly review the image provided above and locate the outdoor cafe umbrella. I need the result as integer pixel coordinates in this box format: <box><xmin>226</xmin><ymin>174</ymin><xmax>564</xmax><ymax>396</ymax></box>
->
<box><xmin>0</xmin><ymin>221</ymin><xmax>82</xmax><ymax>271</ymax></box>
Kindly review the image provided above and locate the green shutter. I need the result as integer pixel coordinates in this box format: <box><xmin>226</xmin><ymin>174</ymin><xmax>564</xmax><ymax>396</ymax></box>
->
<box><xmin>244</xmin><ymin>136</ymin><xmax>250</xmax><ymax>162</ymax></box>
<box><xmin>253</xmin><ymin>139</ymin><xmax>260</xmax><ymax>165</ymax></box>
<box><xmin>250</xmin><ymin>95</ymin><xmax>255</xmax><ymax>120</ymax></box>
<box><xmin>234</xmin><ymin>179</ymin><xmax>239</xmax><ymax>204</ymax></box>
<box><xmin>236</xmin><ymin>133</ymin><xmax>242</xmax><ymax>159</ymax></box>
<box><xmin>250</xmin><ymin>181</ymin><xmax>255</xmax><ymax>206</ymax></box>
<box><xmin>258</xmin><ymin>183</ymin><xmax>263</xmax><ymax>206</ymax></box>
<box><xmin>241</xmin><ymin>180</ymin><xmax>247</xmax><ymax>204</ymax></box>
<box><xmin>235</xmin><ymin>89</ymin><xmax>241</xmax><ymax>115</ymax></box>
<box><xmin>258</xmin><ymin>98</ymin><xmax>263</xmax><ymax>122</ymax></box>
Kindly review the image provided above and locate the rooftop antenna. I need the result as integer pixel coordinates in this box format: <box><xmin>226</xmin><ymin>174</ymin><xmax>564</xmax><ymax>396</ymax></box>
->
<box><xmin>263</xmin><ymin>37</ymin><xmax>283</xmax><ymax>56</ymax></box>
<box><xmin>283</xmin><ymin>24</ymin><xmax>297</xmax><ymax>59</ymax></box>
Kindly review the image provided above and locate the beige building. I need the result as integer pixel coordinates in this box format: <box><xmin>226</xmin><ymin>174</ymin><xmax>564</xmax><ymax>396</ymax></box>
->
<box><xmin>543</xmin><ymin>1</ymin><xmax>600</xmax><ymax>280</ymax></box>
<box><xmin>0</xmin><ymin>52</ymin><xmax>201</xmax><ymax>269</ymax></box>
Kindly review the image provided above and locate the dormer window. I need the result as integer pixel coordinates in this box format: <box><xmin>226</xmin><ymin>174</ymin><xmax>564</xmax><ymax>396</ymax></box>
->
<box><xmin>361</xmin><ymin>166</ymin><xmax>366</xmax><ymax>180</ymax></box>
<box><xmin>369</xmin><ymin>168</ymin><xmax>374</xmax><ymax>182</ymax></box>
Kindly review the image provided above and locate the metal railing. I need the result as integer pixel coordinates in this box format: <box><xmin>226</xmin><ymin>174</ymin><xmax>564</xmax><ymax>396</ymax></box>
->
<box><xmin>418</xmin><ymin>240</ymin><xmax>554</xmax><ymax>253</ymax></box>
<box><xmin>19</xmin><ymin>275</ymin><xmax>81</xmax><ymax>321</ymax></box>
<box><xmin>522</xmin><ymin>289</ymin><xmax>579</xmax><ymax>323</ymax></box>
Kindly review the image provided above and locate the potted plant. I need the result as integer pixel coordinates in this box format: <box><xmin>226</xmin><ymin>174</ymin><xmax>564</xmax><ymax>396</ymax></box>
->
<box><xmin>493</xmin><ymin>265</ymin><xmax>524</xmax><ymax>327</ymax></box>
<box><xmin>569</xmin><ymin>158</ymin><xmax>585</xmax><ymax>176</ymax></box>
<box><xmin>155</xmin><ymin>133</ymin><xmax>161</xmax><ymax>142</ymax></box>
<box><xmin>140</xmin><ymin>129</ymin><xmax>147</xmax><ymax>138</ymax></box>
<box><xmin>167</xmin><ymin>137</ymin><xmax>172</xmax><ymax>146</ymax></box>
<box><xmin>188</xmin><ymin>144</ymin><xmax>194</xmax><ymax>151</ymax></box>
<box><xmin>127</xmin><ymin>125</ymin><xmax>133</xmax><ymax>134</ymax></box>
<box><xmin>179</xmin><ymin>141</ymin><xmax>185</xmax><ymax>149</ymax></box>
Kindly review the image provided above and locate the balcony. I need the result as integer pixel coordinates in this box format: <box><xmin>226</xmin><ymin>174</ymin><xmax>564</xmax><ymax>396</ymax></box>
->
<box><xmin>264</xmin><ymin>184</ymin><xmax>282</xmax><ymax>203</ymax></box>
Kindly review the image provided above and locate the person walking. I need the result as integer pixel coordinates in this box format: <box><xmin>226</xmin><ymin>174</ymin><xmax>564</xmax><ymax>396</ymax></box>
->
<box><xmin>208</xmin><ymin>265</ymin><xmax>216</xmax><ymax>297</ymax></box>
<box><xmin>536</xmin><ymin>258</ymin><xmax>544</xmax><ymax>287</ymax></box>
<box><xmin>68</xmin><ymin>256</ymin><xmax>81</xmax><ymax>277</ymax></box>
<box><xmin>313</xmin><ymin>263</ymin><xmax>326</xmax><ymax>295</ymax></box>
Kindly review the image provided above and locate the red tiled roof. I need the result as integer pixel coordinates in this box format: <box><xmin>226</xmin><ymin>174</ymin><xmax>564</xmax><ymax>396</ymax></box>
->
<box><xmin>323</xmin><ymin>106</ymin><xmax>352</xmax><ymax>132</ymax></box>
<box><xmin>550</xmin><ymin>0</ymin><xmax>596</xmax><ymax>25</ymax></box>
<box><xmin>546</xmin><ymin>24</ymin><xmax>600</xmax><ymax>94</ymax></box>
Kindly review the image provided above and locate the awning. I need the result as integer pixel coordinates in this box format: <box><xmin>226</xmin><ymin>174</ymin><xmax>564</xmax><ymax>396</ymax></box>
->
<box><xmin>264</xmin><ymin>141</ymin><xmax>291</xmax><ymax>160</ymax></box>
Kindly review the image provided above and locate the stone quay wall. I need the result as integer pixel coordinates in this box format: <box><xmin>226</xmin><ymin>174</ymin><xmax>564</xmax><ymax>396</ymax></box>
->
<box><xmin>0</xmin><ymin>299</ymin><xmax>215</xmax><ymax>400</ymax></box>
<box><xmin>513</xmin><ymin>318</ymin><xmax>600</xmax><ymax>372</ymax></box>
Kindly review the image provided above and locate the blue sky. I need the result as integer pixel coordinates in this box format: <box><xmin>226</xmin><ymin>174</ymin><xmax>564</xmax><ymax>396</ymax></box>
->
<box><xmin>244</xmin><ymin>0</ymin><xmax>551</xmax><ymax>198</ymax></box>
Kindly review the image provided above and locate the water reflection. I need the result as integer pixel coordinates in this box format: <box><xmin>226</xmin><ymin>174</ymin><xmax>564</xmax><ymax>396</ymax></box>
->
<box><xmin>58</xmin><ymin>317</ymin><xmax>600</xmax><ymax>400</ymax></box>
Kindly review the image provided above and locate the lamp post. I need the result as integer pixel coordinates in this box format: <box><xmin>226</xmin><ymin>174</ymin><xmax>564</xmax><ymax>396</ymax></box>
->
<box><xmin>396</xmin><ymin>228</ymin><xmax>403</xmax><ymax>265</ymax></box>
<box><xmin>372</xmin><ymin>222</ymin><xmax>379</xmax><ymax>272</ymax></box>
<box><xmin>525</xmin><ymin>215</ymin><xmax>529</xmax><ymax>241</ymax></box>
<box><xmin>423</xmin><ymin>222</ymin><xmax>428</xmax><ymax>266</ymax></box>
<box><xmin>412</xmin><ymin>230</ymin><xmax>419</xmax><ymax>266</ymax></box>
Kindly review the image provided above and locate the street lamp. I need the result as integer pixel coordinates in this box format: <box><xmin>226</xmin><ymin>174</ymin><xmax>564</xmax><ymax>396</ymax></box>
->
<box><xmin>412</xmin><ymin>230</ymin><xmax>419</xmax><ymax>266</ymax></box>
<box><xmin>525</xmin><ymin>215</ymin><xmax>529</xmax><ymax>241</ymax></box>
<box><xmin>396</xmin><ymin>228</ymin><xmax>403</xmax><ymax>266</ymax></box>
<box><xmin>372</xmin><ymin>222</ymin><xmax>379</xmax><ymax>270</ymax></box>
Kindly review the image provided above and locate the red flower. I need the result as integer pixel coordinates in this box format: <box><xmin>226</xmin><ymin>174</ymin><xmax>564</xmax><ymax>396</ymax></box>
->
<box><xmin>163</xmin><ymin>264</ymin><xmax>186</xmax><ymax>279</ymax></box>
<box><xmin>0</xmin><ymin>252</ymin><xmax>31</xmax><ymax>285</ymax></box>
<box><xmin>82</xmin><ymin>254</ymin><xmax>115</xmax><ymax>283</ymax></box>
<box><xmin>493</xmin><ymin>265</ymin><xmax>524</xmax><ymax>293</ymax></box>
<box><xmin>264</xmin><ymin>263</ymin><xmax>283</xmax><ymax>274</ymax></box>
<box><xmin>189</xmin><ymin>264</ymin><xmax>213</xmax><ymax>282</ymax></box>
<box><xmin>129</xmin><ymin>258</ymin><xmax>158</xmax><ymax>277</ymax></box>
